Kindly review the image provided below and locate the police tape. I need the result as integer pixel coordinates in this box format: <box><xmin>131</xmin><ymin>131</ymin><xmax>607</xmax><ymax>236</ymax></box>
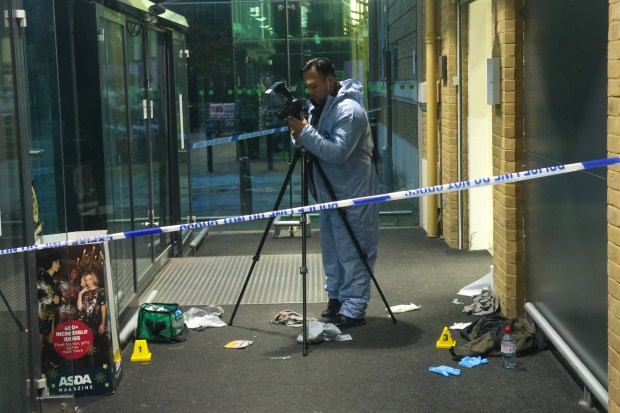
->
<box><xmin>190</xmin><ymin>126</ymin><xmax>290</xmax><ymax>149</ymax></box>
<box><xmin>1</xmin><ymin>157</ymin><xmax>619</xmax><ymax>256</ymax></box>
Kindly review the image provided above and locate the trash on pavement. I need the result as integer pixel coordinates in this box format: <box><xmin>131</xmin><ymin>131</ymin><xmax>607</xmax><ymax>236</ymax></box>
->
<box><xmin>450</xmin><ymin>322</ymin><xmax>472</xmax><ymax>330</ymax></box>
<box><xmin>224</xmin><ymin>340</ymin><xmax>253</xmax><ymax>349</ymax></box>
<box><xmin>428</xmin><ymin>365</ymin><xmax>461</xmax><ymax>377</ymax></box>
<box><xmin>387</xmin><ymin>303</ymin><xmax>421</xmax><ymax>314</ymax></box>
<box><xmin>458</xmin><ymin>356</ymin><xmax>488</xmax><ymax>368</ymax></box>
<box><xmin>270</xmin><ymin>310</ymin><xmax>304</xmax><ymax>327</ymax></box>
<box><xmin>184</xmin><ymin>306</ymin><xmax>226</xmax><ymax>330</ymax></box>
<box><xmin>296</xmin><ymin>320</ymin><xmax>344</xmax><ymax>344</ymax></box>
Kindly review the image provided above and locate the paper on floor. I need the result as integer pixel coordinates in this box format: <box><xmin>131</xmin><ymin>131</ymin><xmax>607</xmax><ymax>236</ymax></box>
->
<box><xmin>457</xmin><ymin>265</ymin><xmax>493</xmax><ymax>297</ymax></box>
<box><xmin>449</xmin><ymin>322</ymin><xmax>472</xmax><ymax>330</ymax></box>
<box><xmin>387</xmin><ymin>303</ymin><xmax>421</xmax><ymax>313</ymax></box>
<box><xmin>224</xmin><ymin>340</ymin><xmax>253</xmax><ymax>349</ymax></box>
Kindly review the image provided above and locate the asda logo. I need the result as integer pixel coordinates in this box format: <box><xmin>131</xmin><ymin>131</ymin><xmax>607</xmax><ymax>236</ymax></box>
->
<box><xmin>58</xmin><ymin>375</ymin><xmax>92</xmax><ymax>387</ymax></box>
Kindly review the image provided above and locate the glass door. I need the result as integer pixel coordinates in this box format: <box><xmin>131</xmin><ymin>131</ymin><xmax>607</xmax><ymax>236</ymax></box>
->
<box><xmin>97</xmin><ymin>7</ymin><xmax>134</xmax><ymax>312</ymax></box>
<box><xmin>172</xmin><ymin>32</ymin><xmax>192</xmax><ymax>249</ymax></box>
<box><xmin>165</xmin><ymin>0</ymin><xmax>424</xmax><ymax>231</ymax></box>
<box><xmin>147</xmin><ymin>27</ymin><xmax>171</xmax><ymax>262</ymax></box>
<box><xmin>1</xmin><ymin>0</ymin><xmax>38</xmax><ymax>410</ymax></box>
<box><xmin>127</xmin><ymin>23</ymin><xmax>173</xmax><ymax>293</ymax></box>
<box><xmin>126</xmin><ymin>22</ymin><xmax>153</xmax><ymax>290</ymax></box>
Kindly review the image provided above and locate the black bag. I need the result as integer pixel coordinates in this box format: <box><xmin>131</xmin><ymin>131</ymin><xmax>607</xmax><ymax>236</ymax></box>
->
<box><xmin>136</xmin><ymin>303</ymin><xmax>188</xmax><ymax>342</ymax></box>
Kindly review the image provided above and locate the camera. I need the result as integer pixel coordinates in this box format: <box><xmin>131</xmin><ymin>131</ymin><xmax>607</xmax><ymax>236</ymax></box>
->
<box><xmin>265</xmin><ymin>81</ymin><xmax>305</xmax><ymax>120</ymax></box>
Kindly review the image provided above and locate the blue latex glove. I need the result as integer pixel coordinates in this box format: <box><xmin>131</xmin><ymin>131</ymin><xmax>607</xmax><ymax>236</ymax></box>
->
<box><xmin>458</xmin><ymin>356</ymin><xmax>489</xmax><ymax>368</ymax></box>
<box><xmin>428</xmin><ymin>365</ymin><xmax>461</xmax><ymax>377</ymax></box>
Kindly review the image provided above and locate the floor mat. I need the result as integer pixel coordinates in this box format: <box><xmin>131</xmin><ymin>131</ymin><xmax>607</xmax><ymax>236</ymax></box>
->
<box><xmin>141</xmin><ymin>255</ymin><xmax>327</xmax><ymax>305</ymax></box>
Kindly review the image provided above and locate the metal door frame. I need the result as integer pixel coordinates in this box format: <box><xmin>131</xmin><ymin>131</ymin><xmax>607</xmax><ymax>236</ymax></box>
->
<box><xmin>6</xmin><ymin>0</ymin><xmax>49</xmax><ymax>410</ymax></box>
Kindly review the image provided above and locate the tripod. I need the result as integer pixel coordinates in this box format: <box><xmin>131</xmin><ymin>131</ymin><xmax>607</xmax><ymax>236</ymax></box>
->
<box><xmin>228</xmin><ymin>146</ymin><xmax>396</xmax><ymax>356</ymax></box>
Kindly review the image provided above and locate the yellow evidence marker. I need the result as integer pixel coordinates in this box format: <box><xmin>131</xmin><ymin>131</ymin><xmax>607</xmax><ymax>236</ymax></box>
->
<box><xmin>131</xmin><ymin>339</ymin><xmax>152</xmax><ymax>363</ymax></box>
<box><xmin>436</xmin><ymin>326</ymin><xmax>456</xmax><ymax>349</ymax></box>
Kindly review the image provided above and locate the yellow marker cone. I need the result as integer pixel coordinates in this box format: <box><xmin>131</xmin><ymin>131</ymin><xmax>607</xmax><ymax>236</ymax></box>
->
<box><xmin>436</xmin><ymin>327</ymin><xmax>456</xmax><ymax>349</ymax></box>
<box><xmin>131</xmin><ymin>339</ymin><xmax>152</xmax><ymax>363</ymax></box>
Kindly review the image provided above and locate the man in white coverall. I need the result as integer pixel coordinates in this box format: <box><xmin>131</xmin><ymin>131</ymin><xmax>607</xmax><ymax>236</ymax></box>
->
<box><xmin>287</xmin><ymin>57</ymin><xmax>379</xmax><ymax>328</ymax></box>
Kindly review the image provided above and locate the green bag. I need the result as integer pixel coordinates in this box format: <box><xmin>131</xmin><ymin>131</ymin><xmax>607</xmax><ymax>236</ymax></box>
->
<box><xmin>136</xmin><ymin>303</ymin><xmax>188</xmax><ymax>342</ymax></box>
<box><xmin>450</xmin><ymin>313</ymin><xmax>547</xmax><ymax>360</ymax></box>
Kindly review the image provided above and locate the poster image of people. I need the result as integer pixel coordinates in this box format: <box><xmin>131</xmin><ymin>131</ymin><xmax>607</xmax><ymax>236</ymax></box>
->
<box><xmin>36</xmin><ymin>237</ymin><xmax>121</xmax><ymax>397</ymax></box>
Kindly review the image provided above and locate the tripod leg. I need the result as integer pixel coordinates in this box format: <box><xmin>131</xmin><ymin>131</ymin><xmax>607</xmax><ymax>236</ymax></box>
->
<box><xmin>228</xmin><ymin>148</ymin><xmax>301</xmax><ymax>326</ymax></box>
<box><xmin>300</xmin><ymin>149</ymin><xmax>309</xmax><ymax>355</ymax></box>
<box><xmin>312</xmin><ymin>157</ymin><xmax>397</xmax><ymax>324</ymax></box>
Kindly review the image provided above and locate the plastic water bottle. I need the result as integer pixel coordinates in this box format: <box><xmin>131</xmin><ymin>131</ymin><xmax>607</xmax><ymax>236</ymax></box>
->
<box><xmin>501</xmin><ymin>325</ymin><xmax>517</xmax><ymax>369</ymax></box>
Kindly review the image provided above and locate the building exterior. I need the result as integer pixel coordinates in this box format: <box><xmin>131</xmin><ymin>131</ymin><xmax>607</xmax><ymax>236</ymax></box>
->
<box><xmin>1</xmin><ymin>0</ymin><xmax>618</xmax><ymax>410</ymax></box>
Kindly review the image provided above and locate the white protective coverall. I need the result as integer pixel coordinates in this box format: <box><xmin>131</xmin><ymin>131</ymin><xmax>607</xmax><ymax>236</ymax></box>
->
<box><xmin>297</xmin><ymin>78</ymin><xmax>380</xmax><ymax>319</ymax></box>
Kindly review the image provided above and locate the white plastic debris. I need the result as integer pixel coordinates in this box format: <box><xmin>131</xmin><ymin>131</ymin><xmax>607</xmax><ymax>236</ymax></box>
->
<box><xmin>387</xmin><ymin>303</ymin><xmax>421</xmax><ymax>314</ymax></box>
<box><xmin>296</xmin><ymin>320</ymin><xmax>342</xmax><ymax>343</ymax></box>
<box><xmin>449</xmin><ymin>322</ymin><xmax>472</xmax><ymax>330</ymax></box>
<box><xmin>184</xmin><ymin>306</ymin><xmax>226</xmax><ymax>329</ymax></box>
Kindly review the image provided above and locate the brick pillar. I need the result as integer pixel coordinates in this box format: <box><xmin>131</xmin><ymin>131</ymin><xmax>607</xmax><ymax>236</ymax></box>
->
<box><xmin>608</xmin><ymin>1</ymin><xmax>620</xmax><ymax>410</ymax></box>
<box><xmin>439</xmin><ymin>0</ymin><xmax>460</xmax><ymax>248</ymax></box>
<box><xmin>491</xmin><ymin>0</ymin><xmax>524</xmax><ymax>317</ymax></box>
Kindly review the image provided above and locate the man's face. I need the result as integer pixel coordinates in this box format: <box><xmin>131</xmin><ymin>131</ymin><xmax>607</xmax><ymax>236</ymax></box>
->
<box><xmin>303</xmin><ymin>66</ymin><xmax>332</xmax><ymax>106</ymax></box>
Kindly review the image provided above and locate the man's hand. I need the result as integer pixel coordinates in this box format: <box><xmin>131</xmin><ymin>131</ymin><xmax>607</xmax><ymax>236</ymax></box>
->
<box><xmin>287</xmin><ymin>111</ymin><xmax>308</xmax><ymax>145</ymax></box>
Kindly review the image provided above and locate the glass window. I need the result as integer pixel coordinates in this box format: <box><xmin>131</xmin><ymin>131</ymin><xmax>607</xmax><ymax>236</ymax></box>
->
<box><xmin>166</xmin><ymin>0</ymin><xmax>419</xmax><ymax>231</ymax></box>
<box><xmin>25</xmin><ymin>1</ymin><xmax>66</xmax><ymax>235</ymax></box>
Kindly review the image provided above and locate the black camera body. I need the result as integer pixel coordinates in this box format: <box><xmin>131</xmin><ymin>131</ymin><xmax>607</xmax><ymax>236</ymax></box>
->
<box><xmin>266</xmin><ymin>81</ymin><xmax>305</xmax><ymax>120</ymax></box>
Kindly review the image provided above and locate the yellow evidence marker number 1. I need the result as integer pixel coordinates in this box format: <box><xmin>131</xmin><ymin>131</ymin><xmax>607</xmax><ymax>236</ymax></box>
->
<box><xmin>436</xmin><ymin>327</ymin><xmax>456</xmax><ymax>349</ymax></box>
<box><xmin>131</xmin><ymin>339</ymin><xmax>152</xmax><ymax>363</ymax></box>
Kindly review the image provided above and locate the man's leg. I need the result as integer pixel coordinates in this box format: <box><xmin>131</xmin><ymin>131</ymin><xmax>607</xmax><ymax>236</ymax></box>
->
<box><xmin>320</xmin><ymin>211</ymin><xmax>344</xmax><ymax>317</ymax></box>
<box><xmin>331</xmin><ymin>206</ymin><xmax>378</xmax><ymax>321</ymax></box>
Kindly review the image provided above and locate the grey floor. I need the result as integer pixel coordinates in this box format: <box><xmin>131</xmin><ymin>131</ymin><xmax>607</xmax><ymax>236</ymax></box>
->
<box><xmin>76</xmin><ymin>227</ymin><xmax>602</xmax><ymax>413</ymax></box>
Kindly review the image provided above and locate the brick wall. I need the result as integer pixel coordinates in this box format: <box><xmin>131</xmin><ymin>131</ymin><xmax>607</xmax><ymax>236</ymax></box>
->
<box><xmin>460</xmin><ymin>8</ymin><xmax>470</xmax><ymax>251</ymax></box>
<box><xmin>435</xmin><ymin>0</ymin><xmax>523</xmax><ymax>315</ymax></box>
<box><xmin>609</xmin><ymin>1</ymin><xmax>620</xmax><ymax>410</ymax></box>
<box><xmin>433</xmin><ymin>1</ymin><xmax>620</xmax><ymax>405</ymax></box>
<box><xmin>491</xmin><ymin>0</ymin><xmax>524</xmax><ymax>318</ymax></box>
<box><xmin>439</xmin><ymin>0</ymin><xmax>460</xmax><ymax>248</ymax></box>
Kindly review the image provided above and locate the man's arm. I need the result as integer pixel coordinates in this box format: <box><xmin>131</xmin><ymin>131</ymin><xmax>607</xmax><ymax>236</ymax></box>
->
<box><xmin>297</xmin><ymin>105</ymin><xmax>364</xmax><ymax>163</ymax></box>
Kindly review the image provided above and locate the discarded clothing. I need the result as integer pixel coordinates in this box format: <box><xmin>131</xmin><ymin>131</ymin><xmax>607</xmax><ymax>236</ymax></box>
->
<box><xmin>296</xmin><ymin>320</ymin><xmax>342</xmax><ymax>344</ymax></box>
<box><xmin>450</xmin><ymin>313</ymin><xmax>548</xmax><ymax>360</ymax></box>
<box><xmin>462</xmin><ymin>288</ymin><xmax>499</xmax><ymax>315</ymax></box>
<box><xmin>271</xmin><ymin>310</ymin><xmax>304</xmax><ymax>327</ymax></box>
<box><xmin>184</xmin><ymin>306</ymin><xmax>226</xmax><ymax>330</ymax></box>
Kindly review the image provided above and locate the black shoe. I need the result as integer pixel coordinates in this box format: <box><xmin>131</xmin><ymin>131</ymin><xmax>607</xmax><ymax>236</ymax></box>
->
<box><xmin>331</xmin><ymin>314</ymin><xmax>366</xmax><ymax>328</ymax></box>
<box><xmin>321</xmin><ymin>299</ymin><xmax>342</xmax><ymax>318</ymax></box>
